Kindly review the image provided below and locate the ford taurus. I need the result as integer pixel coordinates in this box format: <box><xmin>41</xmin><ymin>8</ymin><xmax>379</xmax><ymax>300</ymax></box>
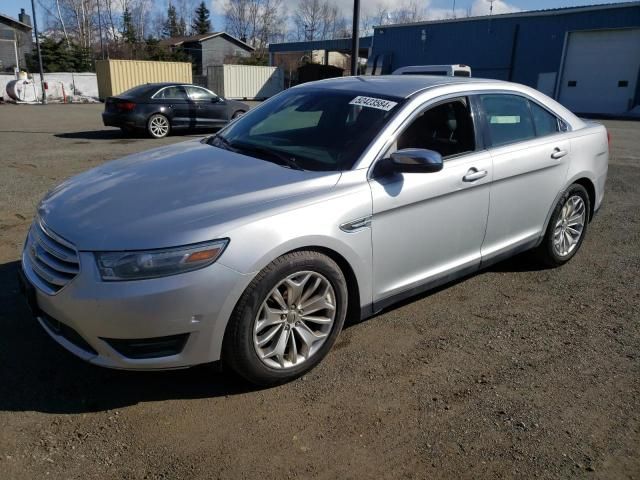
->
<box><xmin>20</xmin><ymin>76</ymin><xmax>609</xmax><ymax>385</ymax></box>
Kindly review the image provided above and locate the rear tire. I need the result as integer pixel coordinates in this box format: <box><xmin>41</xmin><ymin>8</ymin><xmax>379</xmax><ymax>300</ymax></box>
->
<box><xmin>222</xmin><ymin>251</ymin><xmax>348</xmax><ymax>386</ymax></box>
<box><xmin>147</xmin><ymin>113</ymin><xmax>170</xmax><ymax>139</ymax></box>
<box><xmin>536</xmin><ymin>183</ymin><xmax>590</xmax><ymax>267</ymax></box>
<box><xmin>231</xmin><ymin>110</ymin><xmax>245</xmax><ymax>120</ymax></box>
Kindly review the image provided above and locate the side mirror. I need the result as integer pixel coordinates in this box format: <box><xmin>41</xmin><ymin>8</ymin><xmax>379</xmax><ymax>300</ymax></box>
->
<box><xmin>211</xmin><ymin>96</ymin><xmax>221</xmax><ymax>103</ymax></box>
<box><xmin>390</xmin><ymin>148</ymin><xmax>443</xmax><ymax>173</ymax></box>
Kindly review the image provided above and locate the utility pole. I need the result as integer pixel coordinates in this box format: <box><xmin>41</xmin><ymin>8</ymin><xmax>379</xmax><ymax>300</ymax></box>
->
<box><xmin>488</xmin><ymin>0</ymin><xmax>495</xmax><ymax>33</ymax></box>
<box><xmin>13</xmin><ymin>31</ymin><xmax>20</xmax><ymax>73</ymax></box>
<box><xmin>350</xmin><ymin>0</ymin><xmax>360</xmax><ymax>76</ymax></box>
<box><xmin>97</xmin><ymin>0</ymin><xmax>105</xmax><ymax>59</ymax></box>
<box><xmin>30</xmin><ymin>0</ymin><xmax>46</xmax><ymax>104</ymax></box>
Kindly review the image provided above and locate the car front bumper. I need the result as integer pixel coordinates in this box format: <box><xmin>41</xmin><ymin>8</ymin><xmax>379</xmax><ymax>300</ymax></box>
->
<box><xmin>20</xmin><ymin>248</ymin><xmax>253</xmax><ymax>370</ymax></box>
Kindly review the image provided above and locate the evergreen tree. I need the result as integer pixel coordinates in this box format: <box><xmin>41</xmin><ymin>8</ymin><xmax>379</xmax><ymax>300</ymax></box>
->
<box><xmin>145</xmin><ymin>36</ymin><xmax>190</xmax><ymax>63</ymax></box>
<box><xmin>26</xmin><ymin>37</ymin><xmax>93</xmax><ymax>72</ymax></box>
<box><xmin>192</xmin><ymin>1</ymin><xmax>212</xmax><ymax>34</ymax></box>
<box><xmin>162</xmin><ymin>3</ymin><xmax>182</xmax><ymax>38</ymax></box>
<box><xmin>179</xmin><ymin>16</ymin><xmax>187</xmax><ymax>36</ymax></box>
<box><xmin>122</xmin><ymin>7</ymin><xmax>137</xmax><ymax>44</ymax></box>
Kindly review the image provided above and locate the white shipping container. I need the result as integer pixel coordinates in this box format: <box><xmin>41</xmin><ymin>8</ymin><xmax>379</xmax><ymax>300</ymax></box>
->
<box><xmin>208</xmin><ymin>65</ymin><xmax>284</xmax><ymax>100</ymax></box>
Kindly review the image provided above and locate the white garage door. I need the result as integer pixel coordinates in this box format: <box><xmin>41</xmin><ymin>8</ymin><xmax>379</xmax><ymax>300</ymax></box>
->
<box><xmin>558</xmin><ymin>28</ymin><xmax>640</xmax><ymax>114</ymax></box>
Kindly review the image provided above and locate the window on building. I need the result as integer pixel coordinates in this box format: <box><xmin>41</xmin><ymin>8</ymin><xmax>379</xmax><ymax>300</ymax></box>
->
<box><xmin>480</xmin><ymin>94</ymin><xmax>536</xmax><ymax>147</ymax></box>
<box><xmin>394</xmin><ymin>97</ymin><xmax>476</xmax><ymax>159</ymax></box>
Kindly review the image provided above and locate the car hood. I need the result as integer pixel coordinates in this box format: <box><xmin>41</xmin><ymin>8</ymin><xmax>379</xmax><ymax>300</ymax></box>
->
<box><xmin>37</xmin><ymin>139</ymin><xmax>341</xmax><ymax>251</ymax></box>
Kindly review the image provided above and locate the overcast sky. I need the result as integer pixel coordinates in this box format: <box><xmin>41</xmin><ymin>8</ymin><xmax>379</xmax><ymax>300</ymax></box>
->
<box><xmin>0</xmin><ymin>0</ymin><xmax>628</xmax><ymax>34</ymax></box>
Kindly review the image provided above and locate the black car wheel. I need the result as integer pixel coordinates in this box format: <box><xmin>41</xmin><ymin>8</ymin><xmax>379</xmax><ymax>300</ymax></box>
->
<box><xmin>232</xmin><ymin>110</ymin><xmax>246</xmax><ymax>120</ymax></box>
<box><xmin>222</xmin><ymin>251</ymin><xmax>348</xmax><ymax>386</ymax></box>
<box><xmin>147</xmin><ymin>113</ymin><xmax>170</xmax><ymax>139</ymax></box>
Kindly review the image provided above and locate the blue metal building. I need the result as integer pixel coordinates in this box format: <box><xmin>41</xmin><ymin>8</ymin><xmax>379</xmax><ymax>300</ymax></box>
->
<box><xmin>269</xmin><ymin>2</ymin><xmax>640</xmax><ymax>115</ymax></box>
<box><xmin>369</xmin><ymin>2</ymin><xmax>640</xmax><ymax>114</ymax></box>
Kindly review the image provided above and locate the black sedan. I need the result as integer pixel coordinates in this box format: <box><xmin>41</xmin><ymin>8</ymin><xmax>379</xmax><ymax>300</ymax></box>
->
<box><xmin>102</xmin><ymin>83</ymin><xmax>250</xmax><ymax>139</ymax></box>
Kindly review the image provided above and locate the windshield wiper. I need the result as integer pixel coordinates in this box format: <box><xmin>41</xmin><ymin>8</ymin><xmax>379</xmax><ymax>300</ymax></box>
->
<box><xmin>207</xmin><ymin>134</ymin><xmax>237</xmax><ymax>152</ymax></box>
<box><xmin>229</xmin><ymin>141</ymin><xmax>305</xmax><ymax>171</ymax></box>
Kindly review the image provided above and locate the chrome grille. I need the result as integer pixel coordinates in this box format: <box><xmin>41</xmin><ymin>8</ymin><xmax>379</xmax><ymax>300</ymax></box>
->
<box><xmin>23</xmin><ymin>220</ymin><xmax>79</xmax><ymax>294</ymax></box>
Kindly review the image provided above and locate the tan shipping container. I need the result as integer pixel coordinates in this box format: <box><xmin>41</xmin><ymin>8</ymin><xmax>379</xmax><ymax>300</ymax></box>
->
<box><xmin>96</xmin><ymin>59</ymin><xmax>192</xmax><ymax>100</ymax></box>
<box><xmin>207</xmin><ymin>65</ymin><xmax>284</xmax><ymax>100</ymax></box>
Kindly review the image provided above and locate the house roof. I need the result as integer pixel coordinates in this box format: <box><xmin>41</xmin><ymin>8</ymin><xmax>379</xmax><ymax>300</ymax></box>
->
<box><xmin>0</xmin><ymin>12</ymin><xmax>32</xmax><ymax>31</ymax></box>
<box><xmin>160</xmin><ymin>32</ymin><xmax>255</xmax><ymax>51</ymax></box>
<box><xmin>375</xmin><ymin>1</ymin><xmax>640</xmax><ymax>30</ymax></box>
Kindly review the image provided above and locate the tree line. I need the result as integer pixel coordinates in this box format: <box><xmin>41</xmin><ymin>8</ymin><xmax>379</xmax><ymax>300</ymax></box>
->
<box><xmin>29</xmin><ymin>0</ymin><xmax>442</xmax><ymax>72</ymax></box>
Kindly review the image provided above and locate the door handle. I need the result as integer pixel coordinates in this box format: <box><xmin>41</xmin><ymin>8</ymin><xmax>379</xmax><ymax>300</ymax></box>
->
<box><xmin>551</xmin><ymin>148</ymin><xmax>568</xmax><ymax>159</ymax></box>
<box><xmin>463</xmin><ymin>168</ymin><xmax>488</xmax><ymax>182</ymax></box>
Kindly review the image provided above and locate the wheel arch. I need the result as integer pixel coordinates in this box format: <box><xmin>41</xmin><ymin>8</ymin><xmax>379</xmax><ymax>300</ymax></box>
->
<box><xmin>231</xmin><ymin>110</ymin><xmax>246</xmax><ymax>120</ymax></box>
<box><xmin>572</xmin><ymin>177</ymin><xmax>596</xmax><ymax>222</ymax></box>
<box><xmin>540</xmin><ymin>174</ymin><xmax>597</xmax><ymax>244</ymax></box>
<box><xmin>287</xmin><ymin>245</ymin><xmax>362</xmax><ymax>324</ymax></box>
<box><xmin>211</xmin><ymin>239</ymin><xmax>370</xmax><ymax>364</ymax></box>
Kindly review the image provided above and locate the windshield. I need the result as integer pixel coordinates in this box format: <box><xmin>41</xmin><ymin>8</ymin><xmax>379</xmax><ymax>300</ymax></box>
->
<box><xmin>212</xmin><ymin>88</ymin><xmax>404</xmax><ymax>171</ymax></box>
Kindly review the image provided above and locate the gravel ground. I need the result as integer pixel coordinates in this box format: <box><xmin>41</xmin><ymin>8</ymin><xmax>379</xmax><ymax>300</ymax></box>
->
<box><xmin>0</xmin><ymin>104</ymin><xmax>638</xmax><ymax>479</ymax></box>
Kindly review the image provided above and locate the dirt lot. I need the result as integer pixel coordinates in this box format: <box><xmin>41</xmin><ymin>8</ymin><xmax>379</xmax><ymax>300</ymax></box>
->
<box><xmin>0</xmin><ymin>104</ymin><xmax>638</xmax><ymax>479</ymax></box>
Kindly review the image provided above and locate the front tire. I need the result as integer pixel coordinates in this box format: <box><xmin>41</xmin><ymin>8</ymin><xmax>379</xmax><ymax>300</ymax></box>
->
<box><xmin>231</xmin><ymin>110</ymin><xmax>245</xmax><ymax>120</ymax></box>
<box><xmin>147</xmin><ymin>113</ymin><xmax>170</xmax><ymax>139</ymax></box>
<box><xmin>537</xmin><ymin>183</ymin><xmax>590</xmax><ymax>266</ymax></box>
<box><xmin>222</xmin><ymin>251</ymin><xmax>348</xmax><ymax>386</ymax></box>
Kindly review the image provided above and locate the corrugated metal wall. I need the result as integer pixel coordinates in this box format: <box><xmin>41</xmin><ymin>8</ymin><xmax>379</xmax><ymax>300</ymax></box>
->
<box><xmin>370</xmin><ymin>4</ymin><xmax>640</xmax><ymax>89</ymax></box>
<box><xmin>207</xmin><ymin>65</ymin><xmax>284</xmax><ymax>100</ymax></box>
<box><xmin>95</xmin><ymin>59</ymin><xmax>192</xmax><ymax>99</ymax></box>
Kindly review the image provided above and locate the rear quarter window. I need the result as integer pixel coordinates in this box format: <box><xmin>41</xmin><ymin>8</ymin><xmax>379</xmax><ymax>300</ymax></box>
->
<box><xmin>530</xmin><ymin>102</ymin><xmax>560</xmax><ymax>137</ymax></box>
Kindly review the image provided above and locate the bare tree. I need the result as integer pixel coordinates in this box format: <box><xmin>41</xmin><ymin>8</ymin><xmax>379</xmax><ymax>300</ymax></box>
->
<box><xmin>224</xmin><ymin>0</ymin><xmax>284</xmax><ymax>55</ymax></box>
<box><xmin>224</xmin><ymin>0</ymin><xmax>251</xmax><ymax>41</ymax></box>
<box><xmin>292</xmin><ymin>0</ymin><xmax>347</xmax><ymax>41</ymax></box>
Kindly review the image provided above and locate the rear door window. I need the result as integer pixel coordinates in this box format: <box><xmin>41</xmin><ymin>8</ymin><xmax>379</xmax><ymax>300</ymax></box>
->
<box><xmin>480</xmin><ymin>94</ymin><xmax>535</xmax><ymax>147</ymax></box>
<box><xmin>155</xmin><ymin>86</ymin><xmax>188</xmax><ymax>100</ymax></box>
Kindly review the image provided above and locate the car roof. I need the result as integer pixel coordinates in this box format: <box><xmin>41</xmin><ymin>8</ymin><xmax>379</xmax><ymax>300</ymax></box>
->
<box><xmin>146</xmin><ymin>82</ymin><xmax>185</xmax><ymax>87</ymax></box>
<box><xmin>296</xmin><ymin>75</ymin><xmax>503</xmax><ymax>99</ymax></box>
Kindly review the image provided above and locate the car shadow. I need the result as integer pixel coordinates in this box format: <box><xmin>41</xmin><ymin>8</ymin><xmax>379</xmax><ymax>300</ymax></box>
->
<box><xmin>0</xmin><ymin>251</ymin><xmax>549</xmax><ymax>414</ymax></box>
<box><xmin>55</xmin><ymin>130</ymin><xmax>144</xmax><ymax>140</ymax></box>
<box><xmin>0</xmin><ymin>260</ymin><xmax>257</xmax><ymax>415</ymax></box>
<box><xmin>55</xmin><ymin>128</ymin><xmax>222</xmax><ymax>141</ymax></box>
<box><xmin>344</xmin><ymin>251</ymin><xmax>551</xmax><ymax>328</ymax></box>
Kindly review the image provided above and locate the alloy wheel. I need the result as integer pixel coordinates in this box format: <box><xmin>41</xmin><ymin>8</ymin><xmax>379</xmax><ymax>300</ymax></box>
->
<box><xmin>553</xmin><ymin>195</ymin><xmax>586</xmax><ymax>257</ymax></box>
<box><xmin>149</xmin><ymin>115</ymin><xmax>169</xmax><ymax>138</ymax></box>
<box><xmin>253</xmin><ymin>271</ymin><xmax>336</xmax><ymax>369</ymax></box>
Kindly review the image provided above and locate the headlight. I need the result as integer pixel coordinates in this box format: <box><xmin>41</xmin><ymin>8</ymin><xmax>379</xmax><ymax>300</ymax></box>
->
<box><xmin>95</xmin><ymin>239</ymin><xmax>228</xmax><ymax>281</ymax></box>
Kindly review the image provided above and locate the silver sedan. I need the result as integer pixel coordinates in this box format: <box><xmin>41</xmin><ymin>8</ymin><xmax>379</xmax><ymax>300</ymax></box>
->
<box><xmin>20</xmin><ymin>75</ymin><xmax>609</xmax><ymax>385</ymax></box>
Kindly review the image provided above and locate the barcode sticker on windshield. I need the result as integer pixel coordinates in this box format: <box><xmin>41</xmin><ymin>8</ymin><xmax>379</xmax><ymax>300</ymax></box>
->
<box><xmin>349</xmin><ymin>96</ymin><xmax>398</xmax><ymax>111</ymax></box>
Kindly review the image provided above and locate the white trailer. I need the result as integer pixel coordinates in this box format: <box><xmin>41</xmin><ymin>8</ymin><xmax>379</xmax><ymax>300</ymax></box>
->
<box><xmin>392</xmin><ymin>64</ymin><xmax>472</xmax><ymax>77</ymax></box>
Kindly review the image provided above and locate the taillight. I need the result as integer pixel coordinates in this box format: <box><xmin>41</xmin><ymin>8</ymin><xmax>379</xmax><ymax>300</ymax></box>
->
<box><xmin>117</xmin><ymin>101</ymin><xmax>136</xmax><ymax>112</ymax></box>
